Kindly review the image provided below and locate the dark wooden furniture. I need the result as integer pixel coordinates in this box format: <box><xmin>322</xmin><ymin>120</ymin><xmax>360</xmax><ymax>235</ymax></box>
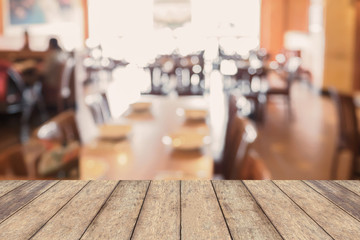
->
<box><xmin>0</xmin><ymin>144</ymin><xmax>28</xmax><ymax>176</ymax></box>
<box><xmin>215</xmin><ymin>94</ymin><xmax>260</xmax><ymax>179</ymax></box>
<box><xmin>0</xmin><ymin>62</ymin><xmax>22</xmax><ymax>114</ymax></box>
<box><xmin>266</xmin><ymin>71</ymin><xmax>294</xmax><ymax>120</ymax></box>
<box><xmin>221</xmin><ymin>115</ymin><xmax>258</xmax><ymax>179</ymax></box>
<box><xmin>57</xmin><ymin>55</ymin><xmax>76</xmax><ymax>112</ymax></box>
<box><xmin>237</xmin><ymin>151</ymin><xmax>271</xmax><ymax>180</ymax></box>
<box><xmin>85</xmin><ymin>92</ymin><xmax>111</xmax><ymax>125</ymax></box>
<box><xmin>33</xmin><ymin>110</ymin><xmax>80</xmax><ymax>145</ymax></box>
<box><xmin>143</xmin><ymin>52</ymin><xmax>205</xmax><ymax>96</ymax></box>
<box><xmin>0</xmin><ymin>61</ymin><xmax>47</xmax><ymax>141</ymax></box>
<box><xmin>329</xmin><ymin>88</ymin><xmax>360</xmax><ymax>179</ymax></box>
<box><xmin>0</xmin><ymin>181</ymin><xmax>359</xmax><ymax>239</ymax></box>
<box><xmin>266</xmin><ymin>57</ymin><xmax>301</xmax><ymax>120</ymax></box>
<box><xmin>31</xmin><ymin>110</ymin><xmax>80</xmax><ymax>178</ymax></box>
<box><xmin>176</xmin><ymin>51</ymin><xmax>205</xmax><ymax>96</ymax></box>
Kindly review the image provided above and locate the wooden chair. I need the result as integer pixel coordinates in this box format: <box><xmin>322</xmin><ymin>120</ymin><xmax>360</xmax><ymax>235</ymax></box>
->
<box><xmin>176</xmin><ymin>51</ymin><xmax>205</xmax><ymax>96</ymax></box>
<box><xmin>236</xmin><ymin>150</ymin><xmax>271</xmax><ymax>180</ymax></box>
<box><xmin>34</xmin><ymin>148</ymin><xmax>79</xmax><ymax>179</ymax></box>
<box><xmin>57</xmin><ymin>55</ymin><xmax>76</xmax><ymax>112</ymax></box>
<box><xmin>85</xmin><ymin>92</ymin><xmax>111</xmax><ymax>125</ymax></box>
<box><xmin>33</xmin><ymin>110</ymin><xmax>80</xmax><ymax>145</ymax></box>
<box><xmin>223</xmin><ymin>116</ymin><xmax>258</xmax><ymax>179</ymax></box>
<box><xmin>0</xmin><ymin>61</ymin><xmax>23</xmax><ymax>114</ymax></box>
<box><xmin>143</xmin><ymin>64</ymin><xmax>167</xmax><ymax>95</ymax></box>
<box><xmin>32</xmin><ymin>110</ymin><xmax>80</xmax><ymax>178</ymax></box>
<box><xmin>215</xmin><ymin>94</ymin><xmax>258</xmax><ymax>179</ymax></box>
<box><xmin>0</xmin><ymin>144</ymin><xmax>28</xmax><ymax>177</ymax></box>
<box><xmin>214</xmin><ymin>94</ymin><xmax>238</xmax><ymax>174</ymax></box>
<box><xmin>329</xmin><ymin>88</ymin><xmax>360</xmax><ymax>179</ymax></box>
<box><xmin>1</xmin><ymin>61</ymin><xmax>47</xmax><ymax>142</ymax></box>
<box><xmin>266</xmin><ymin>57</ymin><xmax>300</xmax><ymax>120</ymax></box>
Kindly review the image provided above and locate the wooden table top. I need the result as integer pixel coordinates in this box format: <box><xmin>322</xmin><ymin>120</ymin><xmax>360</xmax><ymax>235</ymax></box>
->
<box><xmin>0</xmin><ymin>180</ymin><xmax>359</xmax><ymax>239</ymax></box>
<box><xmin>80</xmin><ymin>96</ymin><xmax>224</xmax><ymax>180</ymax></box>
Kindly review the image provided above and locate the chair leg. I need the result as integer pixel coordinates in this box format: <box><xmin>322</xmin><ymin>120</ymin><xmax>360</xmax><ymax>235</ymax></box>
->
<box><xmin>37</xmin><ymin>95</ymin><xmax>48</xmax><ymax>123</ymax></box>
<box><xmin>286</xmin><ymin>95</ymin><xmax>292</xmax><ymax>121</ymax></box>
<box><xmin>331</xmin><ymin>149</ymin><xmax>340</xmax><ymax>180</ymax></box>
<box><xmin>20</xmin><ymin>102</ymin><xmax>34</xmax><ymax>143</ymax></box>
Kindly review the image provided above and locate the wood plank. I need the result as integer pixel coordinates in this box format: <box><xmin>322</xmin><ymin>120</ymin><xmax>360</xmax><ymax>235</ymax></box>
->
<box><xmin>244</xmin><ymin>180</ymin><xmax>332</xmax><ymax>240</ymax></box>
<box><xmin>132</xmin><ymin>180</ymin><xmax>180</xmax><ymax>240</ymax></box>
<box><xmin>31</xmin><ymin>181</ymin><xmax>118</xmax><ymax>240</ymax></box>
<box><xmin>0</xmin><ymin>180</ymin><xmax>27</xmax><ymax>197</ymax></box>
<box><xmin>0</xmin><ymin>181</ymin><xmax>88</xmax><ymax>240</ymax></box>
<box><xmin>181</xmin><ymin>180</ymin><xmax>231</xmax><ymax>240</ymax></box>
<box><xmin>212</xmin><ymin>181</ymin><xmax>282</xmax><ymax>240</ymax></box>
<box><xmin>0</xmin><ymin>181</ymin><xmax>57</xmax><ymax>222</ymax></box>
<box><xmin>305</xmin><ymin>180</ymin><xmax>360</xmax><ymax>221</ymax></box>
<box><xmin>335</xmin><ymin>180</ymin><xmax>360</xmax><ymax>196</ymax></box>
<box><xmin>80</xmin><ymin>181</ymin><xmax>150</xmax><ymax>240</ymax></box>
<box><xmin>275</xmin><ymin>180</ymin><xmax>360</xmax><ymax>239</ymax></box>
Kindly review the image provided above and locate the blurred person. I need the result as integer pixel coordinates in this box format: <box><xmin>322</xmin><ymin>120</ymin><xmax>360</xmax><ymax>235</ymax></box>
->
<box><xmin>21</xmin><ymin>29</ymin><xmax>31</xmax><ymax>51</ymax></box>
<box><xmin>39</xmin><ymin>37</ymin><xmax>67</xmax><ymax>109</ymax></box>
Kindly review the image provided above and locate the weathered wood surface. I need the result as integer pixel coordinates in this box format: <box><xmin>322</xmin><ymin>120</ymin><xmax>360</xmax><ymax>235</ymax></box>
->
<box><xmin>212</xmin><ymin>181</ymin><xmax>281</xmax><ymax>240</ymax></box>
<box><xmin>81</xmin><ymin>181</ymin><xmax>149</xmax><ymax>240</ymax></box>
<box><xmin>243</xmin><ymin>180</ymin><xmax>332</xmax><ymax>239</ymax></box>
<box><xmin>0</xmin><ymin>181</ymin><xmax>87</xmax><ymax>240</ymax></box>
<box><xmin>0</xmin><ymin>180</ymin><xmax>27</xmax><ymax>197</ymax></box>
<box><xmin>275</xmin><ymin>180</ymin><xmax>360</xmax><ymax>239</ymax></box>
<box><xmin>131</xmin><ymin>181</ymin><xmax>180</xmax><ymax>240</ymax></box>
<box><xmin>305</xmin><ymin>180</ymin><xmax>360</xmax><ymax>221</ymax></box>
<box><xmin>0</xmin><ymin>181</ymin><xmax>57</xmax><ymax>223</ymax></box>
<box><xmin>181</xmin><ymin>180</ymin><xmax>231</xmax><ymax>240</ymax></box>
<box><xmin>31</xmin><ymin>181</ymin><xmax>117</xmax><ymax>240</ymax></box>
<box><xmin>0</xmin><ymin>180</ymin><xmax>358</xmax><ymax>240</ymax></box>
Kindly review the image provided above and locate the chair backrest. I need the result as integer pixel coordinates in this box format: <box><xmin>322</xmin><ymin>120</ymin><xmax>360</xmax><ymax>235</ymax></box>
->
<box><xmin>85</xmin><ymin>92</ymin><xmax>111</xmax><ymax>125</ymax></box>
<box><xmin>221</xmin><ymin>94</ymin><xmax>238</xmax><ymax>167</ymax></box>
<box><xmin>0</xmin><ymin>62</ymin><xmax>24</xmax><ymax>109</ymax></box>
<box><xmin>58</xmin><ymin>56</ymin><xmax>76</xmax><ymax>111</ymax></box>
<box><xmin>0</xmin><ymin>144</ymin><xmax>28</xmax><ymax>176</ymax></box>
<box><xmin>222</xmin><ymin>115</ymin><xmax>258</xmax><ymax>179</ymax></box>
<box><xmin>329</xmin><ymin>88</ymin><xmax>358</xmax><ymax>153</ymax></box>
<box><xmin>33</xmin><ymin>110</ymin><xmax>80</xmax><ymax>145</ymax></box>
<box><xmin>329</xmin><ymin>88</ymin><xmax>360</xmax><ymax>179</ymax></box>
<box><xmin>236</xmin><ymin>150</ymin><xmax>271</xmax><ymax>180</ymax></box>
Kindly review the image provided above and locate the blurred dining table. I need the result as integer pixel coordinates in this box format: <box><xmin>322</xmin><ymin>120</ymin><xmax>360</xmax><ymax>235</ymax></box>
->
<box><xmin>79</xmin><ymin>95</ymin><xmax>224</xmax><ymax>180</ymax></box>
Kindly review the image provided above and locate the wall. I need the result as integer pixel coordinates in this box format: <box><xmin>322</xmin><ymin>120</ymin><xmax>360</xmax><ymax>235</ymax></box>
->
<box><xmin>0</xmin><ymin>0</ymin><xmax>87</xmax><ymax>50</ymax></box>
<box><xmin>322</xmin><ymin>0</ymin><xmax>356</xmax><ymax>93</ymax></box>
<box><xmin>0</xmin><ymin>1</ymin><xmax>3</xmax><ymax>35</ymax></box>
<box><xmin>354</xmin><ymin>1</ymin><xmax>360</xmax><ymax>90</ymax></box>
<box><xmin>260</xmin><ymin>0</ymin><xmax>310</xmax><ymax>57</ymax></box>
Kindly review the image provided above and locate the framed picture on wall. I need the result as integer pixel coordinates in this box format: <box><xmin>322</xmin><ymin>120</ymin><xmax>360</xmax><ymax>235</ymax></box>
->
<box><xmin>1</xmin><ymin>0</ymin><xmax>83</xmax><ymax>51</ymax></box>
<box><xmin>4</xmin><ymin>0</ymin><xmax>75</xmax><ymax>27</ymax></box>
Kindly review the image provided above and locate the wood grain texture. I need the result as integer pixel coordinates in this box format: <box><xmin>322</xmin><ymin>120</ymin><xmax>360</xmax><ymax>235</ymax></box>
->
<box><xmin>181</xmin><ymin>180</ymin><xmax>231</xmax><ymax>240</ymax></box>
<box><xmin>0</xmin><ymin>180</ymin><xmax>27</xmax><ymax>197</ymax></box>
<box><xmin>0</xmin><ymin>181</ymin><xmax>57</xmax><ymax>223</ymax></box>
<box><xmin>31</xmin><ymin>181</ymin><xmax>118</xmax><ymax>240</ymax></box>
<box><xmin>0</xmin><ymin>181</ymin><xmax>88</xmax><ymax>240</ymax></box>
<box><xmin>244</xmin><ymin>180</ymin><xmax>332</xmax><ymax>240</ymax></box>
<box><xmin>275</xmin><ymin>180</ymin><xmax>360</xmax><ymax>239</ymax></box>
<box><xmin>132</xmin><ymin>180</ymin><xmax>180</xmax><ymax>240</ymax></box>
<box><xmin>212</xmin><ymin>181</ymin><xmax>282</xmax><ymax>240</ymax></box>
<box><xmin>80</xmin><ymin>181</ymin><xmax>150</xmax><ymax>240</ymax></box>
<box><xmin>305</xmin><ymin>180</ymin><xmax>360</xmax><ymax>221</ymax></box>
<box><xmin>335</xmin><ymin>180</ymin><xmax>360</xmax><ymax>196</ymax></box>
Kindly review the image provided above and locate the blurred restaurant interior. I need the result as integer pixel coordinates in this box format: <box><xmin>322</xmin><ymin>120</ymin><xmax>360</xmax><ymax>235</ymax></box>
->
<box><xmin>0</xmin><ymin>0</ymin><xmax>360</xmax><ymax>180</ymax></box>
